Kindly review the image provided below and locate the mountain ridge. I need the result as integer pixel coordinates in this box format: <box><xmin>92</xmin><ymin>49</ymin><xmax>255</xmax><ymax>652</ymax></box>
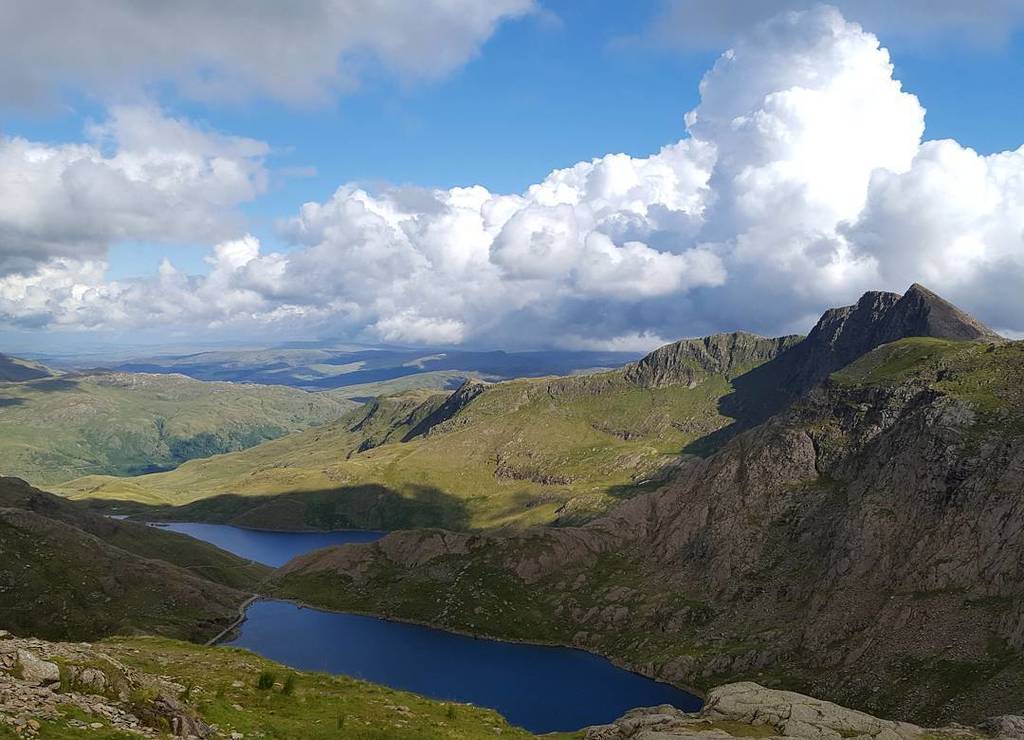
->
<box><xmin>270</xmin><ymin>286</ymin><xmax>1023</xmax><ymax>724</ymax></box>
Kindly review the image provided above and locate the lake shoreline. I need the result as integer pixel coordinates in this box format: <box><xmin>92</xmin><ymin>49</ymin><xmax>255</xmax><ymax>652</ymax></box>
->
<box><xmin>232</xmin><ymin>593</ymin><xmax>707</xmax><ymax>703</ymax></box>
<box><xmin>145</xmin><ymin>519</ymin><xmax>387</xmax><ymax>536</ymax></box>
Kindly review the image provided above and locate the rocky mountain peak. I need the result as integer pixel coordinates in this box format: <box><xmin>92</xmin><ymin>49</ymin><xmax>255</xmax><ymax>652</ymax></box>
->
<box><xmin>779</xmin><ymin>284</ymin><xmax>1001</xmax><ymax>394</ymax></box>
<box><xmin>879</xmin><ymin>283</ymin><xmax>1003</xmax><ymax>343</ymax></box>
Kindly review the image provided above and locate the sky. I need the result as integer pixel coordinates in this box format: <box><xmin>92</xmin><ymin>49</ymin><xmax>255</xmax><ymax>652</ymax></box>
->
<box><xmin>1</xmin><ymin>0</ymin><xmax>1023</xmax><ymax>354</ymax></box>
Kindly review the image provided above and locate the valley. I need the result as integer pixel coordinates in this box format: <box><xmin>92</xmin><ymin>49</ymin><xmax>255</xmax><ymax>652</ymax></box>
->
<box><xmin>0</xmin><ymin>371</ymin><xmax>352</xmax><ymax>486</ymax></box>
<box><xmin>2</xmin><ymin>285</ymin><xmax>1024</xmax><ymax>738</ymax></box>
<box><xmin>57</xmin><ymin>332</ymin><xmax>801</xmax><ymax>530</ymax></box>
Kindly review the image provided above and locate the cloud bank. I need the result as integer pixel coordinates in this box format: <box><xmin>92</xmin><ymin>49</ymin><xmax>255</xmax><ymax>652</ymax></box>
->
<box><xmin>0</xmin><ymin>0</ymin><xmax>534</xmax><ymax>108</ymax></box>
<box><xmin>3</xmin><ymin>7</ymin><xmax>1023</xmax><ymax>347</ymax></box>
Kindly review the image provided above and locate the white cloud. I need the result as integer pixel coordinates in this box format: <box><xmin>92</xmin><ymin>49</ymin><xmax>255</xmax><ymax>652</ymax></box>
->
<box><xmin>5</xmin><ymin>6</ymin><xmax>1024</xmax><ymax>347</ymax></box>
<box><xmin>0</xmin><ymin>106</ymin><xmax>267</xmax><ymax>275</ymax></box>
<box><xmin>0</xmin><ymin>0</ymin><xmax>535</xmax><ymax>108</ymax></box>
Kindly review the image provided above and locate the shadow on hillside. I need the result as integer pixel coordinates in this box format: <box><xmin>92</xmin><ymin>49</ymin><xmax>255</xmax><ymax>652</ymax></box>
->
<box><xmin>24</xmin><ymin>378</ymin><xmax>81</xmax><ymax>393</ymax></box>
<box><xmin>79</xmin><ymin>483</ymin><xmax>470</xmax><ymax>532</ymax></box>
<box><xmin>679</xmin><ymin>347</ymin><xmax>806</xmax><ymax>457</ymax></box>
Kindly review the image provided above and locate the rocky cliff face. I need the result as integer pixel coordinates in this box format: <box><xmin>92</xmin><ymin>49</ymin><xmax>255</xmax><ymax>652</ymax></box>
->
<box><xmin>273</xmin><ymin>287</ymin><xmax>1022</xmax><ymax>726</ymax></box>
<box><xmin>624</xmin><ymin>333</ymin><xmax>802</xmax><ymax>389</ymax></box>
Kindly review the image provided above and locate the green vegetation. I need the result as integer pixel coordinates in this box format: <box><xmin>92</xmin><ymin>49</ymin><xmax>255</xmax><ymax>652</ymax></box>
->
<box><xmin>60</xmin><ymin>359</ymin><xmax>763</xmax><ymax>529</ymax></box>
<box><xmin>0</xmin><ymin>477</ymin><xmax>267</xmax><ymax>642</ymax></box>
<box><xmin>256</xmin><ymin>670</ymin><xmax>277</xmax><ymax>690</ymax></box>
<box><xmin>0</xmin><ymin>371</ymin><xmax>353</xmax><ymax>486</ymax></box>
<box><xmin>832</xmin><ymin>338</ymin><xmax>1024</xmax><ymax>426</ymax></box>
<box><xmin>101</xmin><ymin>637</ymin><xmax>533</xmax><ymax>738</ymax></box>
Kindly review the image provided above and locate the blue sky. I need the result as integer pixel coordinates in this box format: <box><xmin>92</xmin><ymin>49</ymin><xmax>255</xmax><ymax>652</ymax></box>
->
<box><xmin>2</xmin><ymin>1</ymin><xmax>1024</xmax><ymax>353</ymax></box>
<box><xmin>5</xmin><ymin>2</ymin><xmax>1022</xmax><ymax>281</ymax></box>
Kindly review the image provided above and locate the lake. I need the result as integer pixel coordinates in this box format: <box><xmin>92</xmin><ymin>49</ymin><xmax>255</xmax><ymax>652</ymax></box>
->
<box><xmin>152</xmin><ymin>521</ymin><xmax>384</xmax><ymax>566</ymax></box>
<box><xmin>168</xmin><ymin>522</ymin><xmax>702</xmax><ymax>733</ymax></box>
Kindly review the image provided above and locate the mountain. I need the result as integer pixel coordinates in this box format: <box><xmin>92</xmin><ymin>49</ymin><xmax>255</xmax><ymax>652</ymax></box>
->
<box><xmin>102</xmin><ymin>345</ymin><xmax>643</xmax><ymax>390</ymax></box>
<box><xmin>0</xmin><ymin>371</ymin><xmax>354</xmax><ymax>486</ymax></box>
<box><xmin>0</xmin><ymin>476</ymin><xmax>268</xmax><ymax>642</ymax></box>
<box><xmin>59</xmin><ymin>334</ymin><xmax>804</xmax><ymax>530</ymax></box>
<box><xmin>0</xmin><ymin>353</ymin><xmax>54</xmax><ymax>382</ymax></box>
<box><xmin>61</xmin><ymin>284</ymin><xmax>1004</xmax><ymax>535</ymax></box>
<box><xmin>270</xmin><ymin>286</ymin><xmax>1023</xmax><ymax>725</ymax></box>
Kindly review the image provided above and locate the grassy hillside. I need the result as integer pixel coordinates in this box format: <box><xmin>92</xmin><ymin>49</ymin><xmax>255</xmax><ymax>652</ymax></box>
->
<box><xmin>60</xmin><ymin>334</ymin><xmax>798</xmax><ymax>530</ymax></box>
<box><xmin>0</xmin><ymin>635</ymin><xmax>535</xmax><ymax>739</ymax></box>
<box><xmin>0</xmin><ymin>352</ymin><xmax>54</xmax><ymax>382</ymax></box>
<box><xmin>0</xmin><ymin>372</ymin><xmax>354</xmax><ymax>486</ymax></box>
<box><xmin>0</xmin><ymin>477</ymin><xmax>268</xmax><ymax>642</ymax></box>
<box><xmin>327</xmin><ymin>369</ymin><xmax>486</xmax><ymax>401</ymax></box>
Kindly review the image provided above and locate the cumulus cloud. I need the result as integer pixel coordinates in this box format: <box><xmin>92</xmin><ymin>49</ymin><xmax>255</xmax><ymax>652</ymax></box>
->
<box><xmin>0</xmin><ymin>0</ymin><xmax>534</xmax><ymax>108</ymax></box>
<box><xmin>651</xmin><ymin>0</ymin><xmax>1024</xmax><ymax>48</ymax></box>
<box><xmin>4</xmin><ymin>6</ymin><xmax>1024</xmax><ymax>348</ymax></box>
<box><xmin>0</xmin><ymin>105</ymin><xmax>267</xmax><ymax>275</ymax></box>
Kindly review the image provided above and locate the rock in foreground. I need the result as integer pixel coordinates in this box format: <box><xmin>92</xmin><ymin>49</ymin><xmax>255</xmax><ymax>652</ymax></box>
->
<box><xmin>585</xmin><ymin>683</ymin><xmax>1021</xmax><ymax>739</ymax></box>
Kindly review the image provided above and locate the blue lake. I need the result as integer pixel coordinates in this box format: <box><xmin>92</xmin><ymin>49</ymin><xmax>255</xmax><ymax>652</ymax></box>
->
<box><xmin>166</xmin><ymin>522</ymin><xmax>702</xmax><ymax>733</ymax></box>
<box><xmin>152</xmin><ymin>522</ymin><xmax>383</xmax><ymax>566</ymax></box>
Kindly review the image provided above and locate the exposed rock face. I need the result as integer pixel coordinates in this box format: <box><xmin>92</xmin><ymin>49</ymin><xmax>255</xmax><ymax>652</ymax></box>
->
<box><xmin>776</xmin><ymin>284</ymin><xmax>1003</xmax><ymax>395</ymax></box>
<box><xmin>0</xmin><ymin>633</ymin><xmax>210</xmax><ymax>738</ymax></box>
<box><xmin>624</xmin><ymin>333</ymin><xmax>802</xmax><ymax>389</ymax></box>
<box><xmin>273</xmin><ymin>286</ymin><xmax>1023</xmax><ymax>726</ymax></box>
<box><xmin>585</xmin><ymin>682</ymin><xmax>1007</xmax><ymax>739</ymax></box>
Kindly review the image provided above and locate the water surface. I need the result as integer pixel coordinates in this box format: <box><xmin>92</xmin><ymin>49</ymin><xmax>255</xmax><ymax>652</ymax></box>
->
<box><xmin>152</xmin><ymin>521</ymin><xmax>383</xmax><ymax>566</ymax></box>
<box><xmin>226</xmin><ymin>599</ymin><xmax>701</xmax><ymax>733</ymax></box>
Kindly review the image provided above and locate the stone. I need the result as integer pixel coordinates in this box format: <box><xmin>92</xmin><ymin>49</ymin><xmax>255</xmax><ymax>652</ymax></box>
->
<box><xmin>15</xmin><ymin>651</ymin><xmax>59</xmax><ymax>686</ymax></box>
<box><xmin>74</xmin><ymin>667</ymin><xmax>108</xmax><ymax>693</ymax></box>
<box><xmin>977</xmin><ymin>714</ymin><xmax>1024</xmax><ymax>739</ymax></box>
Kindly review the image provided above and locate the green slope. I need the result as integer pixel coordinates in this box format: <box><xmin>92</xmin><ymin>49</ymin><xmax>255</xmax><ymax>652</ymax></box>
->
<box><xmin>0</xmin><ymin>477</ymin><xmax>268</xmax><ymax>642</ymax></box>
<box><xmin>59</xmin><ymin>333</ymin><xmax>801</xmax><ymax>530</ymax></box>
<box><xmin>0</xmin><ymin>371</ymin><xmax>354</xmax><ymax>486</ymax></box>
<box><xmin>0</xmin><ymin>352</ymin><xmax>54</xmax><ymax>381</ymax></box>
<box><xmin>0</xmin><ymin>635</ymin><xmax>534</xmax><ymax>739</ymax></box>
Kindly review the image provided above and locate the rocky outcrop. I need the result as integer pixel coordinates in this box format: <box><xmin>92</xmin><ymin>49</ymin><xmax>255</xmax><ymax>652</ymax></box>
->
<box><xmin>0</xmin><ymin>632</ymin><xmax>210</xmax><ymax>738</ymax></box>
<box><xmin>585</xmin><ymin>683</ymin><xmax>1009</xmax><ymax>739</ymax></box>
<box><xmin>624</xmin><ymin>333</ymin><xmax>802</xmax><ymax>389</ymax></box>
<box><xmin>775</xmin><ymin>284</ymin><xmax>1002</xmax><ymax>395</ymax></box>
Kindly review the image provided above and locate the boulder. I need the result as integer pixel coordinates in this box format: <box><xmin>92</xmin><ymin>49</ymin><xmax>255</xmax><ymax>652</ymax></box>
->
<box><xmin>703</xmin><ymin>682</ymin><xmax>921</xmax><ymax>738</ymax></box>
<box><xmin>16</xmin><ymin>649</ymin><xmax>60</xmax><ymax>685</ymax></box>
<box><xmin>977</xmin><ymin>714</ymin><xmax>1024</xmax><ymax>739</ymax></box>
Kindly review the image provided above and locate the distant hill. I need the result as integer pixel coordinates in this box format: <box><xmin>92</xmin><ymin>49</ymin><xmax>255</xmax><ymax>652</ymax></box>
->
<box><xmin>105</xmin><ymin>345</ymin><xmax>643</xmax><ymax>390</ymax></box>
<box><xmin>0</xmin><ymin>476</ymin><xmax>267</xmax><ymax>641</ymax></box>
<box><xmin>0</xmin><ymin>352</ymin><xmax>54</xmax><ymax>382</ymax></box>
<box><xmin>61</xmin><ymin>332</ymin><xmax>805</xmax><ymax>530</ymax></box>
<box><xmin>0</xmin><ymin>371</ymin><xmax>354</xmax><ymax>486</ymax></box>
